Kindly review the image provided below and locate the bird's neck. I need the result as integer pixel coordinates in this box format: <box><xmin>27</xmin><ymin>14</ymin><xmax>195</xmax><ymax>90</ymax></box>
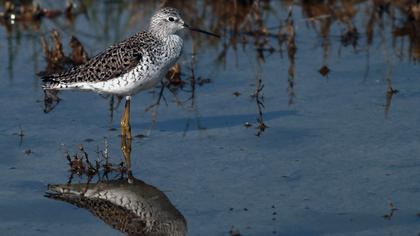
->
<box><xmin>149</xmin><ymin>29</ymin><xmax>180</xmax><ymax>43</ymax></box>
<box><xmin>162</xmin><ymin>34</ymin><xmax>183</xmax><ymax>47</ymax></box>
<box><xmin>148</xmin><ymin>23</ymin><xmax>174</xmax><ymax>40</ymax></box>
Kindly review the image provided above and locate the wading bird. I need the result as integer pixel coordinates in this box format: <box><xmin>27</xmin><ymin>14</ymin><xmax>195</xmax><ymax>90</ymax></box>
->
<box><xmin>42</xmin><ymin>7</ymin><xmax>219</xmax><ymax>139</ymax></box>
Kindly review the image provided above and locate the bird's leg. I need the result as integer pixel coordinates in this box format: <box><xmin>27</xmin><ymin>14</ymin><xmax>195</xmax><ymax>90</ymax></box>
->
<box><xmin>120</xmin><ymin>96</ymin><xmax>132</xmax><ymax>140</ymax></box>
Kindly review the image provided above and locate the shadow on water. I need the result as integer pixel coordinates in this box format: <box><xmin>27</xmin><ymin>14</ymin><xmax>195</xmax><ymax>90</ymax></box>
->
<box><xmin>142</xmin><ymin>110</ymin><xmax>297</xmax><ymax>132</ymax></box>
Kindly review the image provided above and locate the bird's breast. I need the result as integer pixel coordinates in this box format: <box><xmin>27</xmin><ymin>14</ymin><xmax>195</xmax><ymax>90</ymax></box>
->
<box><xmin>160</xmin><ymin>34</ymin><xmax>183</xmax><ymax>68</ymax></box>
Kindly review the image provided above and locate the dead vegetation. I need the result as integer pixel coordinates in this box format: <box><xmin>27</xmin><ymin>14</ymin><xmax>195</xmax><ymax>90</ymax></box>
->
<box><xmin>37</xmin><ymin>29</ymin><xmax>89</xmax><ymax>113</ymax></box>
<box><xmin>63</xmin><ymin>141</ymin><xmax>128</xmax><ymax>184</ymax></box>
<box><xmin>39</xmin><ymin>29</ymin><xmax>89</xmax><ymax>75</ymax></box>
<box><xmin>2</xmin><ymin>0</ymin><xmax>418</xmax><ymax>132</ymax></box>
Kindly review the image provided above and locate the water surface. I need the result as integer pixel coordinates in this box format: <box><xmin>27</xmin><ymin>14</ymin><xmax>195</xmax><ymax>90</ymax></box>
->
<box><xmin>1</xmin><ymin>1</ymin><xmax>420</xmax><ymax>235</ymax></box>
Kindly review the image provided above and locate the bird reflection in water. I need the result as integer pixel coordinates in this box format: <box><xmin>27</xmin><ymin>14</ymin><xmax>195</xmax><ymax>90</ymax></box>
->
<box><xmin>46</xmin><ymin>177</ymin><xmax>187</xmax><ymax>236</ymax></box>
<box><xmin>46</xmin><ymin>135</ymin><xmax>186</xmax><ymax>236</ymax></box>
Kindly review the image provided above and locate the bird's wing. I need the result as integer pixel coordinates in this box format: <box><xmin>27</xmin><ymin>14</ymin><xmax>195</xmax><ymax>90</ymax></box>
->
<box><xmin>42</xmin><ymin>32</ymin><xmax>153</xmax><ymax>85</ymax></box>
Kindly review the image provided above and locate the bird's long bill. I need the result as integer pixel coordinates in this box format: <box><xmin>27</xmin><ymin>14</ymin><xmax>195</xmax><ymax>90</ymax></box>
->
<box><xmin>184</xmin><ymin>23</ymin><xmax>220</xmax><ymax>38</ymax></box>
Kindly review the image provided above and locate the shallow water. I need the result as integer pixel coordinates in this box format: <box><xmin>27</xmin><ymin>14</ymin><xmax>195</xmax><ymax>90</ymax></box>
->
<box><xmin>1</xmin><ymin>0</ymin><xmax>420</xmax><ymax>235</ymax></box>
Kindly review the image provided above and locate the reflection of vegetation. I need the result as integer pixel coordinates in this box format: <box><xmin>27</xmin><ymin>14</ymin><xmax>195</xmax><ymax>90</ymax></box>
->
<box><xmin>1</xmin><ymin>0</ymin><xmax>419</xmax><ymax>125</ymax></box>
<box><xmin>383</xmin><ymin>199</ymin><xmax>398</xmax><ymax>220</ymax></box>
<box><xmin>3</xmin><ymin>0</ymin><xmax>420</xmax><ymax>68</ymax></box>
<box><xmin>12</xmin><ymin>125</ymin><xmax>24</xmax><ymax>146</ymax></box>
<box><xmin>251</xmin><ymin>78</ymin><xmax>267</xmax><ymax>136</ymax></box>
<box><xmin>279</xmin><ymin>9</ymin><xmax>297</xmax><ymax>106</ymax></box>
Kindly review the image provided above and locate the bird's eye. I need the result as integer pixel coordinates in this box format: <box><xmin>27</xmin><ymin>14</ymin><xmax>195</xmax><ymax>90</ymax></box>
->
<box><xmin>168</xmin><ymin>17</ymin><xmax>175</xmax><ymax>22</ymax></box>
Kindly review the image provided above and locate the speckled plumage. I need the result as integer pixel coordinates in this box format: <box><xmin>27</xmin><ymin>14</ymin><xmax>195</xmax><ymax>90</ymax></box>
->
<box><xmin>42</xmin><ymin>7</ymin><xmax>185</xmax><ymax>96</ymax></box>
<box><xmin>46</xmin><ymin>178</ymin><xmax>187</xmax><ymax>236</ymax></box>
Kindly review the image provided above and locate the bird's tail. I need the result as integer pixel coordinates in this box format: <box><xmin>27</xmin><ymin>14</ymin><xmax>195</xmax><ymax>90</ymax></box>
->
<box><xmin>42</xmin><ymin>75</ymin><xmax>61</xmax><ymax>89</ymax></box>
<box><xmin>41</xmin><ymin>74</ymin><xmax>81</xmax><ymax>90</ymax></box>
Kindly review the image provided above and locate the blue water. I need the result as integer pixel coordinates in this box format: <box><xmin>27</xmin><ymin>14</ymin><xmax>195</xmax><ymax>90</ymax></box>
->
<box><xmin>1</xmin><ymin>1</ymin><xmax>420</xmax><ymax>235</ymax></box>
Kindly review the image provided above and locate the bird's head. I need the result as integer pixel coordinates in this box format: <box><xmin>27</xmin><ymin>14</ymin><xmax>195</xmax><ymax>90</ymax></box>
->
<box><xmin>149</xmin><ymin>7</ymin><xmax>220</xmax><ymax>38</ymax></box>
<box><xmin>149</xmin><ymin>8</ymin><xmax>186</xmax><ymax>37</ymax></box>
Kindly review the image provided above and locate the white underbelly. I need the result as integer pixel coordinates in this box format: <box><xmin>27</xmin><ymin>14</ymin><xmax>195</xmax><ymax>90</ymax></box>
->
<box><xmin>87</xmin><ymin>64</ymin><xmax>165</xmax><ymax>96</ymax></box>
